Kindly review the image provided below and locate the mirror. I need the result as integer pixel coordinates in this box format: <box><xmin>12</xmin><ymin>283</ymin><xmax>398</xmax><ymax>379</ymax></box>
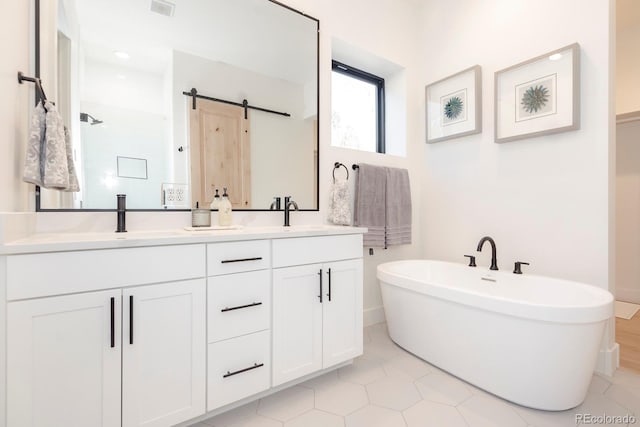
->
<box><xmin>39</xmin><ymin>0</ymin><xmax>318</xmax><ymax>210</ymax></box>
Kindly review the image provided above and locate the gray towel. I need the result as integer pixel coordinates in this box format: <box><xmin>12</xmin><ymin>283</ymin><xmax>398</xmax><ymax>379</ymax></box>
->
<box><xmin>386</xmin><ymin>167</ymin><xmax>411</xmax><ymax>246</ymax></box>
<box><xmin>43</xmin><ymin>101</ymin><xmax>70</xmax><ymax>190</ymax></box>
<box><xmin>23</xmin><ymin>102</ymin><xmax>46</xmax><ymax>187</ymax></box>
<box><xmin>328</xmin><ymin>178</ymin><xmax>352</xmax><ymax>225</ymax></box>
<box><xmin>354</xmin><ymin>164</ymin><xmax>386</xmax><ymax>247</ymax></box>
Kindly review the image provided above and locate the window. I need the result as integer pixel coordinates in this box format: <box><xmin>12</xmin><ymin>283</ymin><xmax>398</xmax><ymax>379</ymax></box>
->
<box><xmin>331</xmin><ymin>60</ymin><xmax>385</xmax><ymax>153</ymax></box>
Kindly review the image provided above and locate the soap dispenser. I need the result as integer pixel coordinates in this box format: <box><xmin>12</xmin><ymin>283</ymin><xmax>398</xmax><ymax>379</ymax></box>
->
<box><xmin>210</xmin><ymin>188</ymin><xmax>221</xmax><ymax>210</ymax></box>
<box><xmin>218</xmin><ymin>188</ymin><xmax>233</xmax><ymax>226</ymax></box>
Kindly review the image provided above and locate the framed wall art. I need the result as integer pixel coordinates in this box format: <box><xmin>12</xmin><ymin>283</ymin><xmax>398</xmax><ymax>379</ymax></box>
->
<box><xmin>495</xmin><ymin>43</ymin><xmax>580</xmax><ymax>143</ymax></box>
<box><xmin>425</xmin><ymin>65</ymin><xmax>482</xmax><ymax>143</ymax></box>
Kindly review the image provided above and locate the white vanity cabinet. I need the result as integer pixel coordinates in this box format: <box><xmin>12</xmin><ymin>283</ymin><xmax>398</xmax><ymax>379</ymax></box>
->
<box><xmin>7</xmin><ymin>290</ymin><xmax>122</xmax><ymax>427</ymax></box>
<box><xmin>272</xmin><ymin>235</ymin><xmax>363</xmax><ymax>386</ymax></box>
<box><xmin>1</xmin><ymin>228</ymin><xmax>365</xmax><ymax>427</ymax></box>
<box><xmin>5</xmin><ymin>245</ymin><xmax>207</xmax><ymax>427</ymax></box>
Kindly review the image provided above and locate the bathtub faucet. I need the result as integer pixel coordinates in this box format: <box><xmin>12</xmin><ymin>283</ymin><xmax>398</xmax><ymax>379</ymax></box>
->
<box><xmin>476</xmin><ymin>236</ymin><xmax>498</xmax><ymax>271</ymax></box>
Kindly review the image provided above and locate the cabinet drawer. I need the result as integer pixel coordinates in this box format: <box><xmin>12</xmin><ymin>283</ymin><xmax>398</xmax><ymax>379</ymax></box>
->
<box><xmin>208</xmin><ymin>270</ymin><xmax>270</xmax><ymax>343</ymax></box>
<box><xmin>207</xmin><ymin>240</ymin><xmax>270</xmax><ymax>276</ymax></box>
<box><xmin>272</xmin><ymin>235</ymin><xmax>362</xmax><ymax>268</ymax></box>
<box><xmin>7</xmin><ymin>244</ymin><xmax>206</xmax><ymax>300</ymax></box>
<box><xmin>208</xmin><ymin>330</ymin><xmax>270</xmax><ymax>411</ymax></box>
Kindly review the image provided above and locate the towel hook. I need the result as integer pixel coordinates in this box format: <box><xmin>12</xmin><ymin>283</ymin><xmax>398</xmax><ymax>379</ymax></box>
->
<box><xmin>333</xmin><ymin>162</ymin><xmax>349</xmax><ymax>183</ymax></box>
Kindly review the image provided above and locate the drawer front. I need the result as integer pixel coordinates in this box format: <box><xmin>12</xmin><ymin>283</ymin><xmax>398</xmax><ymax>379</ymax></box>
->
<box><xmin>272</xmin><ymin>234</ymin><xmax>362</xmax><ymax>268</ymax></box>
<box><xmin>208</xmin><ymin>330</ymin><xmax>270</xmax><ymax>411</ymax></box>
<box><xmin>7</xmin><ymin>244</ymin><xmax>206</xmax><ymax>300</ymax></box>
<box><xmin>208</xmin><ymin>270</ymin><xmax>270</xmax><ymax>343</ymax></box>
<box><xmin>207</xmin><ymin>240</ymin><xmax>271</xmax><ymax>276</ymax></box>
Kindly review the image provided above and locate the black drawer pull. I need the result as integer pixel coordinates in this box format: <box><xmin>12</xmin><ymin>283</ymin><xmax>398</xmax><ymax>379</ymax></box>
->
<box><xmin>221</xmin><ymin>302</ymin><xmax>263</xmax><ymax>312</ymax></box>
<box><xmin>327</xmin><ymin>268</ymin><xmax>332</xmax><ymax>301</ymax></box>
<box><xmin>110</xmin><ymin>297</ymin><xmax>115</xmax><ymax>348</ymax></box>
<box><xmin>223</xmin><ymin>363</ymin><xmax>264</xmax><ymax>378</ymax></box>
<box><xmin>221</xmin><ymin>257</ymin><xmax>263</xmax><ymax>264</ymax></box>
<box><xmin>318</xmin><ymin>269</ymin><xmax>323</xmax><ymax>303</ymax></box>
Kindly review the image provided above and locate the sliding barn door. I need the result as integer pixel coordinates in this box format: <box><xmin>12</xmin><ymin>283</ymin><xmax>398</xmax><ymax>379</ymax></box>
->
<box><xmin>189</xmin><ymin>99</ymin><xmax>251</xmax><ymax>208</ymax></box>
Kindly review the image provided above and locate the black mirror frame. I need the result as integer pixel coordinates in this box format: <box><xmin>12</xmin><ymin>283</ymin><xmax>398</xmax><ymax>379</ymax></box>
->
<box><xmin>33</xmin><ymin>0</ymin><xmax>320</xmax><ymax>212</ymax></box>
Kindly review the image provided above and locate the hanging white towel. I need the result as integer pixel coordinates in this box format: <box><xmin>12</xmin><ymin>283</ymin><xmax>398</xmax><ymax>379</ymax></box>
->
<box><xmin>328</xmin><ymin>178</ymin><xmax>352</xmax><ymax>225</ymax></box>
<box><xmin>42</xmin><ymin>100</ymin><xmax>70</xmax><ymax>190</ymax></box>
<box><xmin>63</xmin><ymin>127</ymin><xmax>80</xmax><ymax>192</ymax></box>
<box><xmin>23</xmin><ymin>101</ymin><xmax>46</xmax><ymax>187</ymax></box>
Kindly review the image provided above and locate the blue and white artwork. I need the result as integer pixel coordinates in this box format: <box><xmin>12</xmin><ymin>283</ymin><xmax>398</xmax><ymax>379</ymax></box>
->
<box><xmin>441</xmin><ymin>89</ymin><xmax>468</xmax><ymax>126</ymax></box>
<box><xmin>515</xmin><ymin>74</ymin><xmax>557</xmax><ymax>122</ymax></box>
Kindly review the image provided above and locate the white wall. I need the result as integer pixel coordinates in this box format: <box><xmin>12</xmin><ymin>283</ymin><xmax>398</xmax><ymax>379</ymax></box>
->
<box><xmin>419</xmin><ymin>0</ymin><xmax>616</xmax><ymax>367</ymax></box>
<box><xmin>616</xmin><ymin>23</ymin><xmax>640</xmax><ymax>114</ymax></box>
<box><xmin>0</xmin><ymin>0</ymin><xmax>32</xmax><ymax>212</ymax></box>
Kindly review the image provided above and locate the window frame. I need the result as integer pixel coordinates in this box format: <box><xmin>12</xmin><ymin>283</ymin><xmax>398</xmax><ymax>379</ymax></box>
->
<box><xmin>331</xmin><ymin>60</ymin><xmax>385</xmax><ymax>154</ymax></box>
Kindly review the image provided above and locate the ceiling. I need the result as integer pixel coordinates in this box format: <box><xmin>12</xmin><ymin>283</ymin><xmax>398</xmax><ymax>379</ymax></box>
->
<box><xmin>618</xmin><ymin>0</ymin><xmax>640</xmax><ymax>32</ymax></box>
<box><xmin>65</xmin><ymin>0</ymin><xmax>317</xmax><ymax>85</ymax></box>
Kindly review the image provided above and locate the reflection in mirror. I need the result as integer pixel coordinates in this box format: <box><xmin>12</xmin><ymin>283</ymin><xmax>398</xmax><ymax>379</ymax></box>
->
<box><xmin>40</xmin><ymin>0</ymin><xmax>318</xmax><ymax>210</ymax></box>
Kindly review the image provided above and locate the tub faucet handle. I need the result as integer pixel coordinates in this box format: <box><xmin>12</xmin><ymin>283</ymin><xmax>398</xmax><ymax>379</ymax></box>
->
<box><xmin>464</xmin><ymin>255</ymin><xmax>476</xmax><ymax>267</ymax></box>
<box><xmin>513</xmin><ymin>262</ymin><xmax>529</xmax><ymax>275</ymax></box>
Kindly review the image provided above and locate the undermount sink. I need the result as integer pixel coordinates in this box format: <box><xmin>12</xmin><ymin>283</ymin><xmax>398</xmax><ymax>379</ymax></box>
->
<box><xmin>113</xmin><ymin>230</ymin><xmax>186</xmax><ymax>239</ymax></box>
<box><xmin>281</xmin><ymin>225</ymin><xmax>332</xmax><ymax>232</ymax></box>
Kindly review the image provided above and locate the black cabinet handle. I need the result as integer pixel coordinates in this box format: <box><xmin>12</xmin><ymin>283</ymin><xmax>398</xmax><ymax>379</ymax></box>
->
<box><xmin>223</xmin><ymin>363</ymin><xmax>264</xmax><ymax>378</ymax></box>
<box><xmin>221</xmin><ymin>302</ymin><xmax>263</xmax><ymax>312</ymax></box>
<box><xmin>221</xmin><ymin>257</ymin><xmax>263</xmax><ymax>264</ymax></box>
<box><xmin>129</xmin><ymin>295</ymin><xmax>134</xmax><ymax>345</ymax></box>
<box><xmin>327</xmin><ymin>268</ymin><xmax>332</xmax><ymax>301</ymax></box>
<box><xmin>110</xmin><ymin>297</ymin><xmax>115</xmax><ymax>348</ymax></box>
<box><xmin>318</xmin><ymin>269</ymin><xmax>323</xmax><ymax>303</ymax></box>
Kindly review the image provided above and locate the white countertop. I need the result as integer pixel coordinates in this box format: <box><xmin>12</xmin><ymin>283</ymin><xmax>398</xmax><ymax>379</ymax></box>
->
<box><xmin>0</xmin><ymin>225</ymin><xmax>368</xmax><ymax>255</ymax></box>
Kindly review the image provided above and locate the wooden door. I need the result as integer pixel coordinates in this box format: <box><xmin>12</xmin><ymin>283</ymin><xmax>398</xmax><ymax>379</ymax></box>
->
<box><xmin>7</xmin><ymin>290</ymin><xmax>122</xmax><ymax>427</ymax></box>
<box><xmin>122</xmin><ymin>279</ymin><xmax>206</xmax><ymax>427</ymax></box>
<box><xmin>272</xmin><ymin>264</ymin><xmax>324</xmax><ymax>386</ymax></box>
<box><xmin>189</xmin><ymin>99</ymin><xmax>251</xmax><ymax>208</ymax></box>
<box><xmin>322</xmin><ymin>259</ymin><xmax>363</xmax><ymax>368</ymax></box>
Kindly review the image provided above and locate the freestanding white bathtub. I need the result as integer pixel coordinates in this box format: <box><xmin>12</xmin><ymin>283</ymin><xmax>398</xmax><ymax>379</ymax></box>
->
<box><xmin>377</xmin><ymin>260</ymin><xmax>614</xmax><ymax>411</ymax></box>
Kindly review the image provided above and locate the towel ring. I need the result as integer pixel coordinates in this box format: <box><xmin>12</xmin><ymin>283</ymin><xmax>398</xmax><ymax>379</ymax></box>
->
<box><xmin>333</xmin><ymin>162</ymin><xmax>349</xmax><ymax>183</ymax></box>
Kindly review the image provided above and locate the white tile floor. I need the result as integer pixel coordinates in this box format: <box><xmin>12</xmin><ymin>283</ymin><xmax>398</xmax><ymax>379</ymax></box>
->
<box><xmin>191</xmin><ymin>323</ymin><xmax>640</xmax><ymax>427</ymax></box>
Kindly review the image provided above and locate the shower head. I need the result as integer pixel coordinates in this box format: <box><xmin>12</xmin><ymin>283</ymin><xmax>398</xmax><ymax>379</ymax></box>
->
<box><xmin>80</xmin><ymin>112</ymin><xmax>103</xmax><ymax>125</ymax></box>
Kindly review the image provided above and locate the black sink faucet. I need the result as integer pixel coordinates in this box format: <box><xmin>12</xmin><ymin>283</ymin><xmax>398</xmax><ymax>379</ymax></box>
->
<box><xmin>477</xmin><ymin>236</ymin><xmax>498</xmax><ymax>270</ymax></box>
<box><xmin>116</xmin><ymin>194</ymin><xmax>127</xmax><ymax>233</ymax></box>
<box><xmin>284</xmin><ymin>196</ymin><xmax>298</xmax><ymax>227</ymax></box>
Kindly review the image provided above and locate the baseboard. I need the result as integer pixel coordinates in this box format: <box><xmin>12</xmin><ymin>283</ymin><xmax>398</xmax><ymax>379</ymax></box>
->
<box><xmin>364</xmin><ymin>306</ymin><xmax>385</xmax><ymax>327</ymax></box>
<box><xmin>616</xmin><ymin>288</ymin><xmax>640</xmax><ymax>304</ymax></box>
<box><xmin>595</xmin><ymin>342</ymin><xmax>620</xmax><ymax>377</ymax></box>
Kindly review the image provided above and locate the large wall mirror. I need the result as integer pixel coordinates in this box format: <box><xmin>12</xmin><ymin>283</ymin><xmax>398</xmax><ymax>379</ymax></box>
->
<box><xmin>38</xmin><ymin>0</ymin><xmax>319</xmax><ymax>211</ymax></box>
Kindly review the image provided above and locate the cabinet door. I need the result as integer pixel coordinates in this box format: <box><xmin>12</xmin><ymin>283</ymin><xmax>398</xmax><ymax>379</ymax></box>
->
<box><xmin>7</xmin><ymin>290</ymin><xmax>121</xmax><ymax>427</ymax></box>
<box><xmin>272</xmin><ymin>264</ymin><xmax>323</xmax><ymax>386</ymax></box>
<box><xmin>322</xmin><ymin>259</ymin><xmax>363</xmax><ymax>368</ymax></box>
<box><xmin>122</xmin><ymin>279</ymin><xmax>206</xmax><ymax>427</ymax></box>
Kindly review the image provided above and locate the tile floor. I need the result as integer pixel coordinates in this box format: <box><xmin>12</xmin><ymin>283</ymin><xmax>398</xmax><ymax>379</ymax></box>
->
<box><xmin>191</xmin><ymin>323</ymin><xmax>640</xmax><ymax>427</ymax></box>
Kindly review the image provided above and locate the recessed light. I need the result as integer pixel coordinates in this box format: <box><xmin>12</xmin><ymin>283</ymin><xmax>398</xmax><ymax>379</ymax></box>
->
<box><xmin>549</xmin><ymin>53</ymin><xmax>562</xmax><ymax>61</ymax></box>
<box><xmin>114</xmin><ymin>51</ymin><xmax>130</xmax><ymax>60</ymax></box>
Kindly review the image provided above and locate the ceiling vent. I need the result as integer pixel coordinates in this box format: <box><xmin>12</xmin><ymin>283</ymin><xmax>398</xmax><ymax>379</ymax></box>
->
<box><xmin>150</xmin><ymin>0</ymin><xmax>175</xmax><ymax>17</ymax></box>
